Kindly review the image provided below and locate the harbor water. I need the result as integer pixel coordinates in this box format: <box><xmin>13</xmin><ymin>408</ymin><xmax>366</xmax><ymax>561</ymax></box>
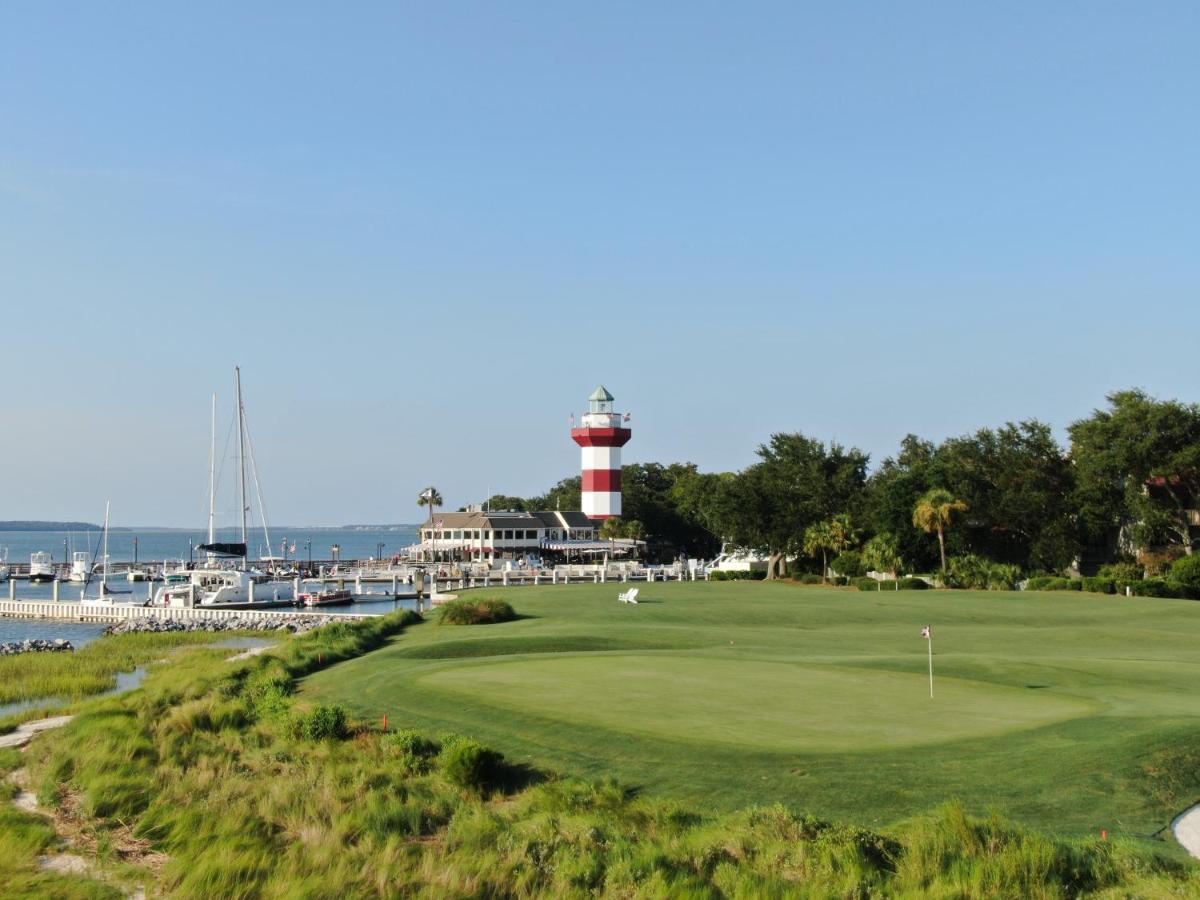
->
<box><xmin>0</xmin><ymin>525</ymin><xmax>420</xmax><ymax>569</ymax></box>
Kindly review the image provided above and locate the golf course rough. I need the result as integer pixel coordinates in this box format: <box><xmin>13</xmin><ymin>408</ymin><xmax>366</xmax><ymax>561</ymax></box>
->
<box><xmin>302</xmin><ymin>581</ymin><xmax>1200</xmax><ymax>844</ymax></box>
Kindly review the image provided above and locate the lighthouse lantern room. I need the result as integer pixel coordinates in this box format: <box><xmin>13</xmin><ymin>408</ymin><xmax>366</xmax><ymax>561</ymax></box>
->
<box><xmin>571</xmin><ymin>385</ymin><xmax>632</xmax><ymax>520</ymax></box>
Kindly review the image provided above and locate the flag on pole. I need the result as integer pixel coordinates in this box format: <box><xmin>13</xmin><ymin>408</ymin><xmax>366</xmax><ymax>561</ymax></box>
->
<box><xmin>921</xmin><ymin>626</ymin><xmax>933</xmax><ymax>697</ymax></box>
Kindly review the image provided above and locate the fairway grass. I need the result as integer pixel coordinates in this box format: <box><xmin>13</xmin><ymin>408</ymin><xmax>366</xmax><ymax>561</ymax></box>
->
<box><xmin>303</xmin><ymin>582</ymin><xmax>1200</xmax><ymax>845</ymax></box>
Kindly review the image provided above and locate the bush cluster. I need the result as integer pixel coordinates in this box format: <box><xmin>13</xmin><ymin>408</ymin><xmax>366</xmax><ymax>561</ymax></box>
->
<box><xmin>437</xmin><ymin>734</ymin><xmax>505</xmax><ymax>792</ymax></box>
<box><xmin>708</xmin><ymin>569</ymin><xmax>767</xmax><ymax>581</ymax></box>
<box><xmin>437</xmin><ymin>597</ymin><xmax>518</xmax><ymax>625</ymax></box>
<box><xmin>795</xmin><ymin>573</ymin><xmax>823</xmax><ymax>584</ymax></box>
<box><xmin>853</xmin><ymin>576</ymin><xmax>881</xmax><ymax>592</ymax></box>
<box><xmin>830</xmin><ymin>551</ymin><xmax>866</xmax><ymax>578</ymax></box>
<box><xmin>946</xmin><ymin>554</ymin><xmax>1023</xmax><ymax>590</ymax></box>
<box><xmin>290</xmin><ymin>704</ymin><xmax>349</xmax><ymax>741</ymax></box>
<box><xmin>897</xmin><ymin>577</ymin><xmax>929</xmax><ymax>590</ymax></box>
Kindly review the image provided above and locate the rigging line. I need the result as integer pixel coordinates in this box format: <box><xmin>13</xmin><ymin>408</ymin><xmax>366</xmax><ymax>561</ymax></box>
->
<box><xmin>240</xmin><ymin>407</ymin><xmax>274</xmax><ymax>559</ymax></box>
<box><xmin>199</xmin><ymin>411</ymin><xmax>238</xmax><ymax>534</ymax></box>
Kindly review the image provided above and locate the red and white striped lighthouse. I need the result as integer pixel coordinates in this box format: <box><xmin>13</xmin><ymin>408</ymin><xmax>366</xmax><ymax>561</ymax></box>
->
<box><xmin>571</xmin><ymin>385</ymin><xmax>631</xmax><ymax>520</ymax></box>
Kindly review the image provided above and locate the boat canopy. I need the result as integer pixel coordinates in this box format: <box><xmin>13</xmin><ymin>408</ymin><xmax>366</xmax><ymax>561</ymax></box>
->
<box><xmin>197</xmin><ymin>542</ymin><xmax>247</xmax><ymax>558</ymax></box>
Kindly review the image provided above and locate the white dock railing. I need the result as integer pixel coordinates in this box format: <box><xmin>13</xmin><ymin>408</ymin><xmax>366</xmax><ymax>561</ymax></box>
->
<box><xmin>0</xmin><ymin>600</ymin><xmax>368</xmax><ymax>624</ymax></box>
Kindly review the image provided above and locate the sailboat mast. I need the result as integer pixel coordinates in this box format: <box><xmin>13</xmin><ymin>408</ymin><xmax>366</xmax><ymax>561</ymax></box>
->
<box><xmin>236</xmin><ymin>367</ymin><xmax>248</xmax><ymax>571</ymax></box>
<box><xmin>101</xmin><ymin>500</ymin><xmax>110</xmax><ymax>594</ymax></box>
<box><xmin>207</xmin><ymin>394</ymin><xmax>217</xmax><ymax>558</ymax></box>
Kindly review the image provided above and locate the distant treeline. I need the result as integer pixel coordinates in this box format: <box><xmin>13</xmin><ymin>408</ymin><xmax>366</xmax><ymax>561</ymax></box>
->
<box><xmin>478</xmin><ymin>389</ymin><xmax>1200</xmax><ymax>574</ymax></box>
<box><xmin>0</xmin><ymin>521</ymin><xmax>101</xmax><ymax>532</ymax></box>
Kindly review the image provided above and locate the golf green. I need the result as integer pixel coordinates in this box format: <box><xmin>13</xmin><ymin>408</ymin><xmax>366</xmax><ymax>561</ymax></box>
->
<box><xmin>420</xmin><ymin>655</ymin><xmax>1096</xmax><ymax>751</ymax></box>
<box><xmin>303</xmin><ymin>581</ymin><xmax>1200</xmax><ymax>841</ymax></box>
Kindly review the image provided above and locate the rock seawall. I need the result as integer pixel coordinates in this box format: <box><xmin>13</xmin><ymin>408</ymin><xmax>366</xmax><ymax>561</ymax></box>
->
<box><xmin>0</xmin><ymin>639</ymin><xmax>75</xmax><ymax>656</ymax></box>
<box><xmin>105</xmin><ymin>615</ymin><xmax>347</xmax><ymax>636</ymax></box>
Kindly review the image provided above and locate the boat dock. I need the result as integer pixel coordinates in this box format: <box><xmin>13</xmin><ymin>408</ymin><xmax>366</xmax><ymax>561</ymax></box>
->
<box><xmin>0</xmin><ymin>599</ymin><xmax>369</xmax><ymax>625</ymax></box>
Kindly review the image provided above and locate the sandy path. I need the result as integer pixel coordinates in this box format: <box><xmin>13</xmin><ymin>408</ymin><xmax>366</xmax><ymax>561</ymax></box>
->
<box><xmin>0</xmin><ymin>715</ymin><xmax>74</xmax><ymax>749</ymax></box>
<box><xmin>1172</xmin><ymin>805</ymin><xmax>1200</xmax><ymax>860</ymax></box>
<box><xmin>227</xmin><ymin>643</ymin><xmax>277</xmax><ymax>661</ymax></box>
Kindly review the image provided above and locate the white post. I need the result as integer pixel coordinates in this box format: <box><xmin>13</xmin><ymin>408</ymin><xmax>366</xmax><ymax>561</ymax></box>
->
<box><xmin>502</xmin><ymin>571</ymin><xmax>508</xmax><ymax>587</ymax></box>
<box><xmin>601</xmin><ymin>569</ymin><xmax>606</xmax><ymax>583</ymax></box>
<box><xmin>593</xmin><ymin>571</ymin><xmax>599</xmax><ymax>583</ymax></box>
<box><xmin>293</xmin><ymin>577</ymin><xmax>301</xmax><ymax>601</ymax></box>
<box><xmin>249</xmin><ymin>579</ymin><xmax>255</xmax><ymax>605</ymax></box>
<box><xmin>9</xmin><ymin>578</ymin><xmax>16</xmax><ymax>600</ymax></box>
<box><xmin>52</xmin><ymin>579</ymin><xmax>60</xmax><ymax>602</ymax></box>
<box><xmin>355</xmin><ymin>574</ymin><xmax>362</xmax><ymax>594</ymax></box>
<box><xmin>391</xmin><ymin>574</ymin><xmax>398</xmax><ymax>595</ymax></box>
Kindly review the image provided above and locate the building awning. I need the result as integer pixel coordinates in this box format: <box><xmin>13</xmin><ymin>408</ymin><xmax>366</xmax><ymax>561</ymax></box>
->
<box><xmin>541</xmin><ymin>539</ymin><xmax>640</xmax><ymax>552</ymax></box>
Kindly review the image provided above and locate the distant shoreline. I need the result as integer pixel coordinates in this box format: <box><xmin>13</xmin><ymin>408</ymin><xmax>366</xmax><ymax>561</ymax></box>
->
<box><xmin>0</xmin><ymin>522</ymin><xmax>418</xmax><ymax>532</ymax></box>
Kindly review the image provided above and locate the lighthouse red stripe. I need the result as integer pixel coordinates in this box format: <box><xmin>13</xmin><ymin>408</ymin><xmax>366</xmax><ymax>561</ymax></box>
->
<box><xmin>582</xmin><ymin>469</ymin><xmax>622</xmax><ymax>492</ymax></box>
<box><xmin>571</xmin><ymin>427</ymin><xmax>632</xmax><ymax>447</ymax></box>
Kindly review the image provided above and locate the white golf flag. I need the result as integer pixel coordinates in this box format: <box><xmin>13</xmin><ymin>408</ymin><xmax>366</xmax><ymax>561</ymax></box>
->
<box><xmin>921</xmin><ymin>626</ymin><xmax>931</xmax><ymax>639</ymax></box>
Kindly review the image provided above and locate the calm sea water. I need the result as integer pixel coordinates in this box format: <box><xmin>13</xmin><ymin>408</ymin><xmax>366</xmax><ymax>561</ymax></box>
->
<box><xmin>0</xmin><ymin>525</ymin><xmax>419</xmax><ymax>566</ymax></box>
<box><xmin>0</xmin><ymin>618</ymin><xmax>109</xmax><ymax>646</ymax></box>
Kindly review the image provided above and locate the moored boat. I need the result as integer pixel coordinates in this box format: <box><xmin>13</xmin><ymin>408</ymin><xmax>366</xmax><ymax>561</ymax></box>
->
<box><xmin>299</xmin><ymin>588</ymin><xmax>353</xmax><ymax>607</ymax></box>
<box><xmin>29</xmin><ymin>551</ymin><xmax>55</xmax><ymax>583</ymax></box>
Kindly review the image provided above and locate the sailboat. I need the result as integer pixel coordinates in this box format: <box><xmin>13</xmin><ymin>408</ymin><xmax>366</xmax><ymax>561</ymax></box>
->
<box><xmin>81</xmin><ymin>502</ymin><xmax>135</xmax><ymax>605</ymax></box>
<box><xmin>0</xmin><ymin>548</ymin><xmax>9</xmax><ymax>583</ymax></box>
<box><xmin>153</xmin><ymin>369</ymin><xmax>296</xmax><ymax>610</ymax></box>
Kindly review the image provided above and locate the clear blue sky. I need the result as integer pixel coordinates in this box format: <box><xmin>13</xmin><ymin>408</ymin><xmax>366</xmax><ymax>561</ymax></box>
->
<box><xmin>2</xmin><ymin>3</ymin><xmax>1197</xmax><ymax>526</ymax></box>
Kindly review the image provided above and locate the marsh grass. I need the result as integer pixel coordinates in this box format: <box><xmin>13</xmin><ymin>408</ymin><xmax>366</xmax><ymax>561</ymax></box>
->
<box><xmin>0</xmin><ymin>630</ymin><xmax>262</xmax><ymax>707</ymax></box>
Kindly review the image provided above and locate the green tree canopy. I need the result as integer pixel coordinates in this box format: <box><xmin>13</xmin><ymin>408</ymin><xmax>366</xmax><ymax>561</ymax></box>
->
<box><xmin>1069</xmin><ymin>390</ymin><xmax>1200</xmax><ymax>555</ymax></box>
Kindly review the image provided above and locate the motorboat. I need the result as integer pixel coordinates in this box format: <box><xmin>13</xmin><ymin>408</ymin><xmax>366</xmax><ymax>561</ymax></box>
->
<box><xmin>29</xmin><ymin>551</ymin><xmax>55</xmax><ymax>583</ymax></box>
<box><xmin>0</xmin><ymin>548</ymin><xmax>9</xmax><ymax>583</ymax></box>
<box><xmin>68</xmin><ymin>551</ymin><xmax>94</xmax><ymax>582</ymax></box>
<box><xmin>298</xmin><ymin>588</ymin><xmax>353</xmax><ymax>607</ymax></box>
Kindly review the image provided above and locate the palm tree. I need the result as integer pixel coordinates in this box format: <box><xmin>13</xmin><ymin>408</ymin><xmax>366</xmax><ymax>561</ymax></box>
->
<box><xmin>804</xmin><ymin>514</ymin><xmax>859</xmax><ymax>582</ymax></box>
<box><xmin>418</xmin><ymin>487</ymin><xmax>443</xmax><ymax>560</ymax></box>
<box><xmin>803</xmin><ymin>520</ymin><xmax>835</xmax><ymax>582</ymax></box>
<box><xmin>863</xmin><ymin>533</ymin><xmax>904</xmax><ymax>585</ymax></box>
<box><xmin>912</xmin><ymin>488</ymin><xmax>968</xmax><ymax>575</ymax></box>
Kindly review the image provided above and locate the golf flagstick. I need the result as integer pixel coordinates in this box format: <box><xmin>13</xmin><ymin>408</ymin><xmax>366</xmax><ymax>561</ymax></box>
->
<box><xmin>921</xmin><ymin>626</ymin><xmax>933</xmax><ymax>698</ymax></box>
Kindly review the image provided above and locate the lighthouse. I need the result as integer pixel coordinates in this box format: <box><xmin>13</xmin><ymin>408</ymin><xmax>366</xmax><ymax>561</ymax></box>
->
<box><xmin>571</xmin><ymin>385</ymin><xmax>631</xmax><ymax>520</ymax></box>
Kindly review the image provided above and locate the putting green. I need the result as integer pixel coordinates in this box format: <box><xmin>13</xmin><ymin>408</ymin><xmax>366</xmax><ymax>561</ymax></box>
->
<box><xmin>419</xmin><ymin>654</ymin><xmax>1097</xmax><ymax>752</ymax></box>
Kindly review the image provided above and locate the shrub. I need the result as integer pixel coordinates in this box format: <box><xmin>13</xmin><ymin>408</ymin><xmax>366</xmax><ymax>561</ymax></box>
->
<box><xmin>827</xmin><ymin>575</ymin><xmax>849</xmax><ymax>586</ymax></box>
<box><xmin>853</xmin><ymin>577</ymin><xmax>882</xmax><ymax>592</ymax></box>
<box><xmin>1128</xmin><ymin>579</ymin><xmax>1181</xmax><ymax>599</ymax></box>
<box><xmin>1028</xmin><ymin>577</ymin><xmax>1080</xmax><ymax>591</ymax></box>
<box><xmin>830</xmin><ymin>551</ymin><xmax>866</xmax><ymax>578</ymax></box>
<box><xmin>711</xmin><ymin>569</ymin><xmax>767</xmax><ymax>581</ymax></box>
<box><xmin>1098</xmin><ymin>561</ymin><xmax>1143</xmax><ymax>585</ymax></box>
<box><xmin>1169</xmin><ymin>554</ymin><xmax>1200</xmax><ymax>592</ymax></box>
<box><xmin>798</xmin><ymin>574</ymin><xmax>823</xmax><ymax>585</ymax></box>
<box><xmin>1139</xmin><ymin>547</ymin><xmax>1185</xmax><ymax>577</ymax></box>
<box><xmin>437</xmin><ymin>598</ymin><xmax>517</xmax><ymax>625</ymax></box>
<box><xmin>438</xmin><ymin>738</ymin><xmax>504</xmax><ymax>792</ymax></box>
<box><xmin>897</xmin><ymin>577</ymin><xmax>928</xmax><ymax>590</ymax></box>
<box><xmin>1081</xmin><ymin>577</ymin><xmax>1116</xmax><ymax>594</ymax></box>
<box><xmin>291</xmin><ymin>704</ymin><xmax>349</xmax><ymax>741</ymax></box>
<box><xmin>387</xmin><ymin>728</ymin><xmax>439</xmax><ymax>775</ymax></box>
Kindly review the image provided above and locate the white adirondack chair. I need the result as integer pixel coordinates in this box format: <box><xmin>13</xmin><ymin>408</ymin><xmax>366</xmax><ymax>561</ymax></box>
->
<box><xmin>618</xmin><ymin>588</ymin><xmax>639</xmax><ymax>604</ymax></box>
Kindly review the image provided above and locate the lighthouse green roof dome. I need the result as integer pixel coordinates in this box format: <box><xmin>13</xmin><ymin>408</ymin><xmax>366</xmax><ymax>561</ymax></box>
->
<box><xmin>589</xmin><ymin>385</ymin><xmax>614</xmax><ymax>402</ymax></box>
